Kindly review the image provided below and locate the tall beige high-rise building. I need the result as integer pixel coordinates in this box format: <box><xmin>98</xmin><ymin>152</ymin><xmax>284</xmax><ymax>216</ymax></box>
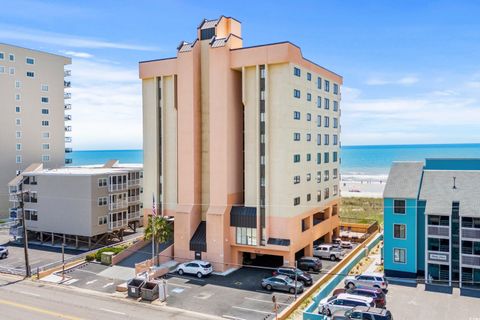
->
<box><xmin>140</xmin><ymin>16</ymin><xmax>342</xmax><ymax>271</ymax></box>
<box><xmin>0</xmin><ymin>44</ymin><xmax>72</xmax><ymax>217</ymax></box>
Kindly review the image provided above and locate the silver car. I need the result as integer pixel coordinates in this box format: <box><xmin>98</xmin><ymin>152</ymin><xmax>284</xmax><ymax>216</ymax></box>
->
<box><xmin>344</xmin><ymin>273</ymin><xmax>388</xmax><ymax>290</ymax></box>
<box><xmin>0</xmin><ymin>246</ymin><xmax>8</xmax><ymax>259</ymax></box>
<box><xmin>319</xmin><ymin>293</ymin><xmax>374</xmax><ymax>316</ymax></box>
<box><xmin>261</xmin><ymin>275</ymin><xmax>304</xmax><ymax>294</ymax></box>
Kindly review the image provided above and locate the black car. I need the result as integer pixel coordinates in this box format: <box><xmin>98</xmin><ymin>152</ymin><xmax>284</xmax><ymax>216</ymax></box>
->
<box><xmin>344</xmin><ymin>306</ymin><xmax>393</xmax><ymax>320</ymax></box>
<box><xmin>297</xmin><ymin>256</ymin><xmax>323</xmax><ymax>272</ymax></box>
<box><xmin>273</xmin><ymin>267</ymin><xmax>313</xmax><ymax>286</ymax></box>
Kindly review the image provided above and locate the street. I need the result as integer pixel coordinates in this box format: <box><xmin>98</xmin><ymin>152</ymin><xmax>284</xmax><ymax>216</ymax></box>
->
<box><xmin>0</xmin><ymin>274</ymin><xmax>219</xmax><ymax>320</ymax></box>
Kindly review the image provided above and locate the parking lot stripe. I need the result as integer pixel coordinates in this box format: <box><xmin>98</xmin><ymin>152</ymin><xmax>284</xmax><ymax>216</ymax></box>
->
<box><xmin>100</xmin><ymin>308</ymin><xmax>126</xmax><ymax>316</ymax></box>
<box><xmin>19</xmin><ymin>291</ymin><xmax>41</xmax><ymax>298</ymax></box>
<box><xmin>255</xmin><ymin>289</ymin><xmax>290</xmax><ymax>297</ymax></box>
<box><xmin>102</xmin><ymin>282</ymin><xmax>115</xmax><ymax>288</ymax></box>
<box><xmin>167</xmin><ymin>282</ymin><xmax>192</xmax><ymax>289</ymax></box>
<box><xmin>245</xmin><ymin>297</ymin><xmax>289</xmax><ymax>306</ymax></box>
<box><xmin>86</xmin><ymin>280</ymin><xmax>97</xmax><ymax>285</ymax></box>
<box><xmin>222</xmin><ymin>315</ymin><xmax>248</xmax><ymax>320</ymax></box>
<box><xmin>232</xmin><ymin>306</ymin><xmax>272</xmax><ymax>315</ymax></box>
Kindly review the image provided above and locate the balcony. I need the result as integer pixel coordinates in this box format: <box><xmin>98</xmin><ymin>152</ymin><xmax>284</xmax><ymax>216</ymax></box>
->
<box><xmin>9</xmin><ymin>194</ymin><xmax>18</xmax><ymax>202</ymax></box>
<box><xmin>127</xmin><ymin>211</ymin><xmax>140</xmax><ymax>220</ymax></box>
<box><xmin>64</xmin><ymin>104</ymin><xmax>72</xmax><ymax>110</ymax></box>
<box><xmin>462</xmin><ymin>254</ymin><xmax>480</xmax><ymax>267</ymax></box>
<box><xmin>462</xmin><ymin>228</ymin><xmax>480</xmax><ymax>240</ymax></box>
<box><xmin>64</xmin><ymin>81</ymin><xmax>71</xmax><ymax>88</ymax></box>
<box><xmin>65</xmin><ymin>126</ymin><xmax>72</xmax><ymax>132</ymax></box>
<box><xmin>64</xmin><ymin>92</ymin><xmax>71</xmax><ymax>99</ymax></box>
<box><xmin>109</xmin><ymin>201</ymin><xmax>128</xmax><ymax>211</ymax></box>
<box><xmin>65</xmin><ymin>148</ymin><xmax>73</xmax><ymax>153</ymax></box>
<box><xmin>128</xmin><ymin>195</ymin><xmax>140</xmax><ymax>203</ymax></box>
<box><xmin>65</xmin><ymin>137</ymin><xmax>72</xmax><ymax>143</ymax></box>
<box><xmin>108</xmin><ymin>219</ymin><xmax>128</xmax><ymax>230</ymax></box>
<box><xmin>428</xmin><ymin>225</ymin><xmax>450</xmax><ymax>237</ymax></box>
<box><xmin>428</xmin><ymin>250</ymin><xmax>449</xmax><ymax>263</ymax></box>
<box><xmin>109</xmin><ymin>183</ymin><xmax>128</xmax><ymax>192</ymax></box>
<box><xmin>64</xmin><ymin>115</ymin><xmax>72</xmax><ymax>121</ymax></box>
<box><xmin>64</xmin><ymin>70</ymin><xmax>71</xmax><ymax>77</ymax></box>
<box><xmin>128</xmin><ymin>179</ymin><xmax>141</xmax><ymax>187</ymax></box>
<box><xmin>65</xmin><ymin>158</ymin><xmax>73</xmax><ymax>164</ymax></box>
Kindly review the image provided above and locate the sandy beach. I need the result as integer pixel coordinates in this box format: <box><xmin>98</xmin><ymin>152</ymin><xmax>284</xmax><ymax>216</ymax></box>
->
<box><xmin>340</xmin><ymin>174</ymin><xmax>387</xmax><ymax>198</ymax></box>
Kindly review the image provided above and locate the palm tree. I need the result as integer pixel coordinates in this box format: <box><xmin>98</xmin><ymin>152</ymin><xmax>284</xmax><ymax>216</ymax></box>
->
<box><xmin>144</xmin><ymin>215</ymin><xmax>173</xmax><ymax>266</ymax></box>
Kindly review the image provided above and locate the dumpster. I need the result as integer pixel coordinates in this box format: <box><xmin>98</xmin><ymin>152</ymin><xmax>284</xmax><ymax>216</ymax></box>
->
<box><xmin>141</xmin><ymin>281</ymin><xmax>159</xmax><ymax>301</ymax></box>
<box><xmin>127</xmin><ymin>278</ymin><xmax>145</xmax><ymax>298</ymax></box>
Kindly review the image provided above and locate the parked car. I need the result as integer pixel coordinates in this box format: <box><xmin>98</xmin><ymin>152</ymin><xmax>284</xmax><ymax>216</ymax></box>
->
<box><xmin>333</xmin><ymin>287</ymin><xmax>386</xmax><ymax>308</ymax></box>
<box><xmin>297</xmin><ymin>256</ymin><xmax>323</xmax><ymax>272</ymax></box>
<box><xmin>273</xmin><ymin>267</ymin><xmax>313</xmax><ymax>286</ymax></box>
<box><xmin>261</xmin><ymin>275</ymin><xmax>304</xmax><ymax>294</ymax></box>
<box><xmin>318</xmin><ymin>293</ymin><xmax>374</xmax><ymax>316</ymax></box>
<box><xmin>0</xmin><ymin>246</ymin><xmax>8</xmax><ymax>259</ymax></box>
<box><xmin>344</xmin><ymin>306</ymin><xmax>393</xmax><ymax>319</ymax></box>
<box><xmin>176</xmin><ymin>260</ymin><xmax>213</xmax><ymax>278</ymax></box>
<box><xmin>334</xmin><ymin>238</ymin><xmax>354</xmax><ymax>249</ymax></box>
<box><xmin>313</xmin><ymin>244</ymin><xmax>345</xmax><ymax>261</ymax></box>
<box><xmin>344</xmin><ymin>273</ymin><xmax>388</xmax><ymax>291</ymax></box>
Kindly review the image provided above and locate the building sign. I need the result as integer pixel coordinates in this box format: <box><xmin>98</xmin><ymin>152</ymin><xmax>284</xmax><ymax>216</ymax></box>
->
<box><xmin>429</xmin><ymin>253</ymin><xmax>448</xmax><ymax>261</ymax></box>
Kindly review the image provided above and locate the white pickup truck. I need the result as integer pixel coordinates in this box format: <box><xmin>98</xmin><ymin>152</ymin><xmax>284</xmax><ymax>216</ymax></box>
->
<box><xmin>313</xmin><ymin>244</ymin><xmax>345</xmax><ymax>261</ymax></box>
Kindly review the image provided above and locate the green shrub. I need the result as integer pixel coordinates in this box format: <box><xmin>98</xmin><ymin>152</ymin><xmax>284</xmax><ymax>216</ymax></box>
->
<box><xmin>94</xmin><ymin>245</ymin><xmax>127</xmax><ymax>261</ymax></box>
<box><xmin>85</xmin><ymin>253</ymin><xmax>95</xmax><ymax>262</ymax></box>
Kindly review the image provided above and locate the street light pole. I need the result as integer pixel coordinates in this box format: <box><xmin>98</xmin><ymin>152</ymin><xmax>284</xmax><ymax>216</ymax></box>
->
<box><xmin>62</xmin><ymin>242</ymin><xmax>65</xmax><ymax>280</ymax></box>
<box><xmin>294</xmin><ymin>260</ymin><xmax>298</xmax><ymax>300</ymax></box>
<box><xmin>17</xmin><ymin>189</ymin><xmax>31</xmax><ymax>278</ymax></box>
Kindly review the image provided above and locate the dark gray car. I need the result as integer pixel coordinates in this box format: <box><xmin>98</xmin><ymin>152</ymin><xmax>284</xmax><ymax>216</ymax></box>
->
<box><xmin>261</xmin><ymin>275</ymin><xmax>304</xmax><ymax>294</ymax></box>
<box><xmin>344</xmin><ymin>306</ymin><xmax>393</xmax><ymax>320</ymax></box>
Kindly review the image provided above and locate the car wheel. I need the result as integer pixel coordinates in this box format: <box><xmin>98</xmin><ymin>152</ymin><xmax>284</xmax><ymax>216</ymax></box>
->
<box><xmin>289</xmin><ymin>287</ymin><xmax>295</xmax><ymax>294</ymax></box>
<box><xmin>330</xmin><ymin>255</ymin><xmax>336</xmax><ymax>261</ymax></box>
<box><xmin>266</xmin><ymin>284</ymin><xmax>272</xmax><ymax>291</ymax></box>
<box><xmin>322</xmin><ymin>307</ymin><xmax>331</xmax><ymax>316</ymax></box>
<box><xmin>347</xmin><ymin>282</ymin><xmax>355</xmax><ymax>289</ymax></box>
<box><xmin>308</xmin><ymin>267</ymin><xmax>314</xmax><ymax>272</ymax></box>
<box><xmin>177</xmin><ymin>269</ymin><xmax>184</xmax><ymax>275</ymax></box>
<box><xmin>373</xmin><ymin>285</ymin><xmax>380</xmax><ymax>289</ymax></box>
<box><xmin>196</xmin><ymin>272</ymin><xmax>203</xmax><ymax>278</ymax></box>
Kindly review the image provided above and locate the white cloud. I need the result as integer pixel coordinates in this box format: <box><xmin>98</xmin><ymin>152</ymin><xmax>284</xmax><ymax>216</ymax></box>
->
<box><xmin>59</xmin><ymin>50</ymin><xmax>94</xmax><ymax>59</ymax></box>
<box><xmin>0</xmin><ymin>25</ymin><xmax>158</xmax><ymax>51</ymax></box>
<box><xmin>365</xmin><ymin>75</ymin><xmax>419</xmax><ymax>86</ymax></box>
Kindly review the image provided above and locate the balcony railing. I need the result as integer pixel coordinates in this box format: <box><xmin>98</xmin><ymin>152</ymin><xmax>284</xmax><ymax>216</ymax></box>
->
<box><xmin>65</xmin><ymin>158</ymin><xmax>73</xmax><ymax>164</ymax></box>
<box><xmin>65</xmin><ymin>126</ymin><xmax>72</xmax><ymax>132</ymax></box>
<box><xmin>128</xmin><ymin>195</ymin><xmax>140</xmax><ymax>203</ymax></box>
<box><xmin>462</xmin><ymin>228</ymin><xmax>480</xmax><ymax>240</ymax></box>
<box><xmin>428</xmin><ymin>225</ymin><xmax>450</xmax><ymax>237</ymax></box>
<box><xmin>127</xmin><ymin>211</ymin><xmax>140</xmax><ymax>220</ymax></box>
<box><xmin>128</xmin><ymin>179</ymin><xmax>141</xmax><ymax>187</ymax></box>
<box><xmin>64</xmin><ymin>115</ymin><xmax>72</xmax><ymax>121</ymax></box>
<box><xmin>65</xmin><ymin>137</ymin><xmax>72</xmax><ymax>143</ymax></box>
<box><xmin>64</xmin><ymin>93</ymin><xmax>71</xmax><ymax>99</ymax></box>
<box><xmin>64</xmin><ymin>81</ymin><xmax>71</xmax><ymax>88</ymax></box>
<box><xmin>64</xmin><ymin>70</ymin><xmax>71</xmax><ymax>77</ymax></box>
<box><xmin>9</xmin><ymin>194</ymin><xmax>18</xmax><ymax>202</ymax></box>
<box><xmin>428</xmin><ymin>250</ymin><xmax>449</xmax><ymax>263</ymax></box>
<box><xmin>65</xmin><ymin>148</ymin><xmax>73</xmax><ymax>153</ymax></box>
<box><xmin>109</xmin><ymin>201</ymin><xmax>128</xmax><ymax>211</ymax></box>
<box><xmin>462</xmin><ymin>254</ymin><xmax>480</xmax><ymax>267</ymax></box>
<box><xmin>108</xmin><ymin>220</ymin><xmax>128</xmax><ymax>230</ymax></box>
<box><xmin>109</xmin><ymin>183</ymin><xmax>128</xmax><ymax>192</ymax></box>
<box><xmin>64</xmin><ymin>104</ymin><xmax>72</xmax><ymax>110</ymax></box>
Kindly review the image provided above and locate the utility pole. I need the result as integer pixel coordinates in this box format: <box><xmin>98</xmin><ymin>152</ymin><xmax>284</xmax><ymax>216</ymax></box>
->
<box><xmin>294</xmin><ymin>260</ymin><xmax>298</xmax><ymax>300</ymax></box>
<box><xmin>62</xmin><ymin>242</ymin><xmax>65</xmax><ymax>280</ymax></box>
<box><xmin>17</xmin><ymin>189</ymin><xmax>31</xmax><ymax>278</ymax></box>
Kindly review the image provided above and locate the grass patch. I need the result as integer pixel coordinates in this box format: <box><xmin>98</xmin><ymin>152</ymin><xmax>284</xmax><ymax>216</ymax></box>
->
<box><xmin>340</xmin><ymin>197</ymin><xmax>384</xmax><ymax>225</ymax></box>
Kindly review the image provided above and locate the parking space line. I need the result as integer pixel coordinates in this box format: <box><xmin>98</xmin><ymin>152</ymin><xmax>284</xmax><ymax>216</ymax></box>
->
<box><xmin>19</xmin><ymin>291</ymin><xmax>41</xmax><ymax>298</ymax></box>
<box><xmin>167</xmin><ymin>282</ymin><xmax>192</xmax><ymax>289</ymax></box>
<box><xmin>100</xmin><ymin>308</ymin><xmax>126</xmax><ymax>316</ymax></box>
<box><xmin>102</xmin><ymin>282</ymin><xmax>115</xmax><ymax>288</ymax></box>
<box><xmin>232</xmin><ymin>306</ymin><xmax>272</xmax><ymax>315</ymax></box>
<box><xmin>245</xmin><ymin>297</ymin><xmax>289</xmax><ymax>306</ymax></box>
<box><xmin>222</xmin><ymin>315</ymin><xmax>248</xmax><ymax>320</ymax></box>
<box><xmin>255</xmin><ymin>289</ymin><xmax>290</xmax><ymax>297</ymax></box>
<box><xmin>86</xmin><ymin>280</ymin><xmax>97</xmax><ymax>285</ymax></box>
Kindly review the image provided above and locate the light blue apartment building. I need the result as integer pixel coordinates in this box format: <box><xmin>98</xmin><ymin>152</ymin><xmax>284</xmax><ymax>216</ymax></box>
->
<box><xmin>383</xmin><ymin>159</ymin><xmax>480</xmax><ymax>289</ymax></box>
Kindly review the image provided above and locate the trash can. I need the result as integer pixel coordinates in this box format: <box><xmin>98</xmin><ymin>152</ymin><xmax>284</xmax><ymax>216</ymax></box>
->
<box><xmin>141</xmin><ymin>281</ymin><xmax>159</xmax><ymax>301</ymax></box>
<box><xmin>127</xmin><ymin>278</ymin><xmax>145</xmax><ymax>298</ymax></box>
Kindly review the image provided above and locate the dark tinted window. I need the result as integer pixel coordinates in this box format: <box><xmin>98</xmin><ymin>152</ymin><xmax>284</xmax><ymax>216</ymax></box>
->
<box><xmin>200</xmin><ymin>28</ymin><xmax>215</xmax><ymax>40</ymax></box>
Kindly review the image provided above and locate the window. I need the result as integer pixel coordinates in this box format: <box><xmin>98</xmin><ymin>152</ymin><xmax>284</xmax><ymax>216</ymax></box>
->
<box><xmin>98</xmin><ymin>216</ymin><xmax>108</xmax><ymax>225</ymax></box>
<box><xmin>333</xmin><ymin>135</ymin><xmax>338</xmax><ymax>145</ymax></box>
<box><xmin>41</xmin><ymin>108</ymin><xmax>49</xmax><ymax>115</ymax></box>
<box><xmin>393</xmin><ymin>248</ymin><xmax>406</xmax><ymax>263</ymax></box>
<box><xmin>98</xmin><ymin>197</ymin><xmax>108</xmax><ymax>206</ymax></box>
<box><xmin>9</xmin><ymin>54</ymin><xmax>15</xmax><ymax>61</ymax></box>
<box><xmin>306</xmin><ymin>133</ymin><xmax>311</xmax><ymax>141</ymax></box>
<box><xmin>260</xmin><ymin>68</ymin><xmax>266</xmax><ymax>79</ymax></box>
<box><xmin>15</xmin><ymin>94</ymin><xmax>20</xmax><ymax>101</ymax></box>
<box><xmin>293</xmin><ymin>132</ymin><xmax>301</xmax><ymax>141</ymax></box>
<box><xmin>26</xmin><ymin>57</ymin><xmax>35</xmax><ymax>65</ymax></box>
<box><xmin>15</xmin><ymin>106</ymin><xmax>21</xmax><ymax>113</ymax></box>
<box><xmin>0</xmin><ymin>52</ymin><xmax>3</xmax><ymax>60</ymax></box>
<box><xmin>317</xmin><ymin>134</ymin><xmax>321</xmax><ymax>145</ymax></box>
<box><xmin>16</xmin><ymin>143</ymin><xmax>21</xmax><ymax>151</ymax></box>
<box><xmin>16</xmin><ymin>155</ymin><xmax>22</xmax><ymax>164</ymax></box>
<box><xmin>307</xmin><ymin>93</ymin><xmax>311</xmax><ymax>101</ymax></box>
<box><xmin>307</xmin><ymin>193</ymin><xmax>311</xmax><ymax>201</ymax></box>
<box><xmin>42</xmin><ymin>155</ymin><xmax>50</xmax><ymax>162</ymax></box>
<box><xmin>293</xmin><ymin>89</ymin><xmax>301</xmax><ymax>98</ymax></box>
<box><xmin>293</xmin><ymin>154</ymin><xmax>301</xmax><ymax>163</ymax></box>
<box><xmin>317</xmin><ymin>77</ymin><xmax>322</xmax><ymax>89</ymax></box>
<box><xmin>98</xmin><ymin>178</ymin><xmax>108</xmax><ymax>187</ymax></box>
<box><xmin>317</xmin><ymin>191</ymin><xmax>322</xmax><ymax>202</ymax></box>
<box><xmin>333</xmin><ymin>101</ymin><xmax>339</xmax><ymax>111</ymax></box>
<box><xmin>15</xmin><ymin>80</ymin><xmax>21</xmax><ymax>88</ymax></box>
<box><xmin>317</xmin><ymin>96</ymin><xmax>321</xmax><ymax>108</ymax></box>
<box><xmin>236</xmin><ymin>227</ymin><xmax>257</xmax><ymax>245</ymax></box>
<box><xmin>428</xmin><ymin>215</ymin><xmax>449</xmax><ymax>226</ymax></box>
<box><xmin>307</xmin><ymin>72</ymin><xmax>311</xmax><ymax>81</ymax></box>
<box><xmin>394</xmin><ymin>199</ymin><xmax>406</xmax><ymax>214</ymax></box>
<box><xmin>42</xmin><ymin>132</ymin><xmax>50</xmax><ymax>139</ymax></box>
<box><xmin>394</xmin><ymin>224</ymin><xmax>406</xmax><ymax>239</ymax></box>
<box><xmin>325</xmin><ymin>80</ymin><xmax>330</xmax><ymax>92</ymax></box>
<box><xmin>333</xmin><ymin>169</ymin><xmax>338</xmax><ymax>179</ymax></box>
<box><xmin>15</xmin><ymin>118</ymin><xmax>21</xmax><ymax>126</ymax></box>
<box><xmin>293</xmin><ymin>175</ymin><xmax>301</xmax><ymax>184</ymax></box>
<box><xmin>260</xmin><ymin>112</ymin><xmax>265</xmax><ymax>122</ymax></box>
<box><xmin>0</xmin><ymin>66</ymin><xmax>4</xmax><ymax>73</ymax></box>
<box><xmin>293</xmin><ymin>111</ymin><xmax>301</xmax><ymax>120</ymax></box>
<box><xmin>333</xmin><ymin>83</ymin><xmax>339</xmax><ymax>95</ymax></box>
<box><xmin>26</xmin><ymin>71</ymin><xmax>35</xmax><ymax>78</ymax></box>
<box><xmin>294</xmin><ymin>67</ymin><xmax>301</xmax><ymax>77</ymax></box>
<box><xmin>260</xmin><ymin>90</ymin><xmax>265</xmax><ymax>100</ymax></box>
<box><xmin>324</xmin><ymin>116</ymin><xmax>330</xmax><ymax>127</ymax></box>
<box><xmin>324</xmin><ymin>152</ymin><xmax>330</xmax><ymax>163</ymax></box>
<box><xmin>324</xmin><ymin>187</ymin><xmax>330</xmax><ymax>199</ymax></box>
<box><xmin>294</xmin><ymin>197</ymin><xmax>300</xmax><ymax>206</ymax></box>
<box><xmin>324</xmin><ymin>134</ymin><xmax>330</xmax><ymax>145</ymax></box>
<box><xmin>324</xmin><ymin>170</ymin><xmax>330</xmax><ymax>181</ymax></box>
<box><xmin>306</xmin><ymin>173</ymin><xmax>311</xmax><ymax>181</ymax></box>
<box><xmin>317</xmin><ymin>171</ymin><xmax>321</xmax><ymax>183</ymax></box>
<box><xmin>333</xmin><ymin>185</ymin><xmax>338</xmax><ymax>196</ymax></box>
<box><xmin>306</xmin><ymin>113</ymin><xmax>311</xmax><ymax>121</ymax></box>
<box><xmin>428</xmin><ymin>238</ymin><xmax>450</xmax><ymax>252</ymax></box>
<box><xmin>306</xmin><ymin>153</ymin><xmax>311</xmax><ymax>161</ymax></box>
<box><xmin>16</xmin><ymin>131</ymin><xmax>22</xmax><ymax>139</ymax></box>
<box><xmin>41</xmin><ymin>84</ymin><xmax>49</xmax><ymax>92</ymax></box>
<box><xmin>41</xmin><ymin>97</ymin><xmax>49</xmax><ymax>103</ymax></box>
<box><xmin>41</xmin><ymin>120</ymin><xmax>49</xmax><ymax>126</ymax></box>
<box><xmin>324</xmin><ymin>98</ymin><xmax>330</xmax><ymax>109</ymax></box>
<box><xmin>42</xmin><ymin>143</ymin><xmax>50</xmax><ymax>150</ymax></box>
<box><xmin>9</xmin><ymin>67</ymin><xmax>15</xmax><ymax>75</ymax></box>
<box><xmin>317</xmin><ymin>153</ymin><xmax>321</xmax><ymax>164</ymax></box>
<box><xmin>317</xmin><ymin>115</ymin><xmax>321</xmax><ymax>127</ymax></box>
<box><xmin>333</xmin><ymin>118</ymin><xmax>338</xmax><ymax>128</ymax></box>
<box><xmin>333</xmin><ymin>151</ymin><xmax>338</xmax><ymax>162</ymax></box>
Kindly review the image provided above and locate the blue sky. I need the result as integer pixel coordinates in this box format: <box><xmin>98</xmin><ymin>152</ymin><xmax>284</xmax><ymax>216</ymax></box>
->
<box><xmin>2</xmin><ymin>0</ymin><xmax>480</xmax><ymax>149</ymax></box>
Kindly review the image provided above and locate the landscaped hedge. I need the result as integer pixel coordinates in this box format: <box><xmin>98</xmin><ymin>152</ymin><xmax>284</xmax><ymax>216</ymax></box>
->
<box><xmin>83</xmin><ymin>245</ymin><xmax>129</xmax><ymax>262</ymax></box>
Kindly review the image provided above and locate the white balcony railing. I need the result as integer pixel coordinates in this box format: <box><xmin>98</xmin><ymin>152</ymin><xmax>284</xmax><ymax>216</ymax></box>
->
<box><xmin>64</xmin><ymin>92</ymin><xmax>71</xmax><ymax>99</ymax></box>
<box><xmin>108</xmin><ymin>220</ymin><xmax>128</xmax><ymax>230</ymax></box>
<box><xmin>109</xmin><ymin>183</ymin><xmax>128</xmax><ymax>192</ymax></box>
<box><xmin>127</xmin><ymin>211</ymin><xmax>140</xmax><ymax>220</ymax></box>
<box><xmin>64</xmin><ymin>70</ymin><xmax>71</xmax><ymax>77</ymax></box>
<box><xmin>427</xmin><ymin>225</ymin><xmax>450</xmax><ymax>237</ymax></box>
<box><xmin>128</xmin><ymin>179</ymin><xmax>141</xmax><ymax>187</ymax></box>
<box><xmin>128</xmin><ymin>195</ymin><xmax>140</xmax><ymax>203</ymax></box>
<box><xmin>109</xmin><ymin>201</ymin><xmax>128</xmax><ymax>211</ymax></box>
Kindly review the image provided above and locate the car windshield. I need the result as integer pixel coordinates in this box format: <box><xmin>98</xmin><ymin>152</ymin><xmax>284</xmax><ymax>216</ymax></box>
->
<box><xmin>201</xmin><ymin>263</ymin><xmax>211</xmax><ymax>268</ymax></box>
<box><xmin>327</xmin><ymin>296</ymin><xmax>337</xmax><ymax>302</ymax></box>
<box><xmin>284</xmin><ymin>277</ymin><xmax>294</xmax><ymax>284</ymax></box>
<box><xmin>295</xmin><ymin>269</ymin><xmax>304</xmax><ymax>275</ymax></box>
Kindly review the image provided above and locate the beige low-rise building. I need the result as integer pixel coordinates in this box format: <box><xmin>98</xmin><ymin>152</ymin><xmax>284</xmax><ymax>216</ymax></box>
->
<box><xmin>8</xmin><ymin>160</ymin><xmax>143</xmax><ymax>248</ymax></box>
<box><xmin>0</xmin><ymin>43</ymin><xmax>72</xmax><ymax>218</ymax></box>
<box><xmin>140</xmin><ymin>16</ymin><xmax>342</xmax><ymax>271</ymax></box>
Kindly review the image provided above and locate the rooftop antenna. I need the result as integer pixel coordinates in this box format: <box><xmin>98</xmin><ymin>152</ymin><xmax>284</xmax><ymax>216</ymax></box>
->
<box><xmin>453</xmin><ymin>176</ymin><xmax>457</xmax><ymax>189</ymax></box>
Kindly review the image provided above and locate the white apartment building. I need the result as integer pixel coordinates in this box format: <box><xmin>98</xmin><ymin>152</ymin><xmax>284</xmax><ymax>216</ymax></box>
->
<box><xmin>0</xmin><ymin>43</ymin><xmax>72</xmax><ymax>218</ymax></box>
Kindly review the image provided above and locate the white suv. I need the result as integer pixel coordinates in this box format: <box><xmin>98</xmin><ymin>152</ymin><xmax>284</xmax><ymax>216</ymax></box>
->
<box><xmin>176</xmin><ymin>260</ymin><xmax>213</xmax><ymax>278</ymax></box>
<box><xmin>313</xmin><ymin>244</ymin><xmax>345</xmax><ymax>261</ymax></box>
<box><xmin>318</xmin><ymin>293</ymin><xmax>374</xmax><ymax>316</ymax></box>
<box><xmin>344</xmin><ymin>273</ymin><xmax>388</xmax><ymax>291</ymax></box>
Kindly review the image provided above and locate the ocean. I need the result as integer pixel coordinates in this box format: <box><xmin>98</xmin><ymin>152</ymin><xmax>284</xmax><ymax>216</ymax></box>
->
<box><xmin>71</xmin><ymin>143</ymin><xmax>480</xmax><ymax>178</ymax></box>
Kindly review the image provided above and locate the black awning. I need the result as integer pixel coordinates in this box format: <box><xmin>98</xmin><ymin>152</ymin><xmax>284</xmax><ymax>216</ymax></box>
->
<box><xmin>190</xmin><ymin>221</ymin><xmax>207</xmax><ymax>252</ymax></box>
<box><xmin>267</xmin><ymin>238</ymin><xmax>290</xmax><ymax>246</ymax></box>
<box><xmin>230</xmin><ymin>206</ymin><xmax>257</xmax><ymax>228</ymax></box>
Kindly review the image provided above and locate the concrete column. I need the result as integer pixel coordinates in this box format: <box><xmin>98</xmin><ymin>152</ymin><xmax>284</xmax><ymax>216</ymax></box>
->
<box><xmin>75</xmin><ymin>235</ymin><xmax>78</xmax><ymax>249</ymax></box>
<box><xmin>63</xmin><ymin>234</ymin><xmax>66</xmax><ymax>244</ymax></box>
<box><xmin>51</xmin><ymin>233</ymin><xmax>54</xmax><ymax>245</ymax></box>
<box><xmin>88</xmin><ymin>237</ymin><xmax>91</xmax><ymax>249</ymax></box>
<box><xmin>40</xmin><ymin>232</ymin><xmax>43</xmax><ymax>244</ymax></box>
